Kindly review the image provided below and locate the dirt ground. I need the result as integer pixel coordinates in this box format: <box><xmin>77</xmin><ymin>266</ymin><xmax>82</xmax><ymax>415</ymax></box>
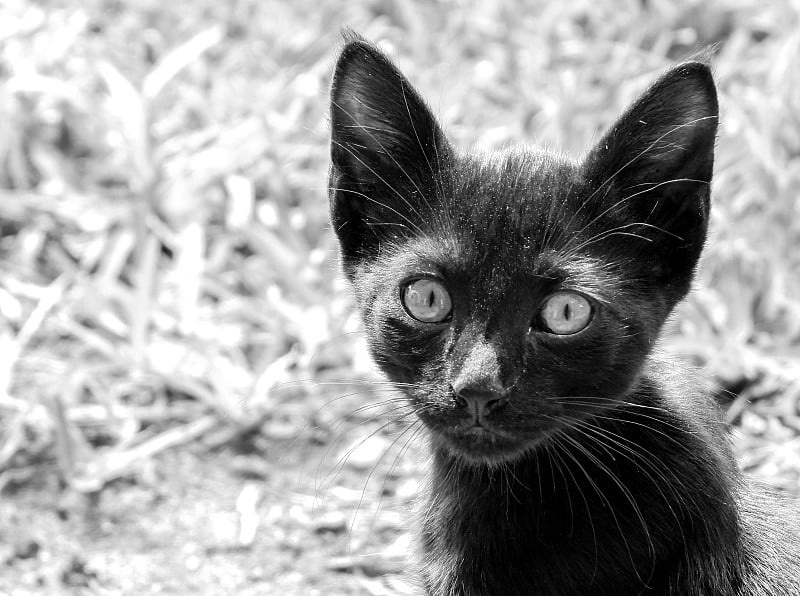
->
<box><xmin>0</xmin><ymin>409</ymin><xmax>424</xmax><ymax>596</ymax></box>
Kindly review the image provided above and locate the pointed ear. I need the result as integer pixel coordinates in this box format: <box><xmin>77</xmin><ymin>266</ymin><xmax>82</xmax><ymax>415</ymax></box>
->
<box><xmin>582</xmin><ymin>62</ymin><xmax>718</xmax><ymax>289</ymax></box>
<box><xmin>329</xmin><ymin>37</ymin><xmax>451</xmax><ymax>274</ymax></box>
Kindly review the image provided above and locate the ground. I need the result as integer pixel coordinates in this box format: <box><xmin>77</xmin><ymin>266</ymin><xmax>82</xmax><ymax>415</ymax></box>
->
<box><xmin>1</xmin><ymin>391</ymin><xmax>424</xmax><ymax>596</ymax></box>
<box><xmin>1</xmin><ymin>0</ymin><xmax>799</xmax><ymax>594</ymax></box>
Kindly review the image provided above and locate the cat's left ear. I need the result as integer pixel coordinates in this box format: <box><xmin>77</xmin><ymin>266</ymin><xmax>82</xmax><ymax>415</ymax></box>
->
<box><xmin>582</xmin><ymin>62</ymin><xmax>718</xmax><ymax>285</ymax></box>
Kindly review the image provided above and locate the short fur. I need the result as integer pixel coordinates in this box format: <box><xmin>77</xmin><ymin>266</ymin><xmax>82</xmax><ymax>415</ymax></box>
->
<box><xmin>328</xmin><ymin>35</ymin><xmax>800</xmax><ymax>595</ymax></box>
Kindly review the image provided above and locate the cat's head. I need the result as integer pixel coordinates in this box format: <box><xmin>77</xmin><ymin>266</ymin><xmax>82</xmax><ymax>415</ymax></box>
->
<box><xmin>329</xmin><ymin>37</ymin><xmax>717</xmax><ymax>465</ymax></box>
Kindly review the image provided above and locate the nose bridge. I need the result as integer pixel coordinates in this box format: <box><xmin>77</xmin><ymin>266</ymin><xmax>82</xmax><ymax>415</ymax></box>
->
<box><xmin>452</xmin><ymin>333</ymin><xmax>504</xmax><ymax>394</ymax></box>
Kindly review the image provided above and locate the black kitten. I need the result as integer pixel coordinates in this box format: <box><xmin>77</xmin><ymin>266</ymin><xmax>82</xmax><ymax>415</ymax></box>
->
<box><xmin>328</xmin><ymin>36</ymin><xmax>800</xmax><ymax>595</ymax></box>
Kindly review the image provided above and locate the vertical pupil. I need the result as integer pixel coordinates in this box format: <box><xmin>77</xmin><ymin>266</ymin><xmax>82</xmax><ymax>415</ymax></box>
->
<box><xmin>563</xmin><ymin>302</ymin><xmax>571</xmax><ymax>320</ymax></box>
<box><xmin>427</xmin><ymin>288</ymin><xmax>436</xmax><ymax>309</ymax></box>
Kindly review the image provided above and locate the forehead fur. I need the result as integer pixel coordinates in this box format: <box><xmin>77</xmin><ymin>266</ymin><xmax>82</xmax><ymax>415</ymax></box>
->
<box><xmin>396</xmin><ymin>149</ymin><xmax>616</xmax><ymax>278</ymax></box>
<box><xmin>444</xmin><ymin>148</ymin><xmax>582</xmax><ymax>251</ymax></box>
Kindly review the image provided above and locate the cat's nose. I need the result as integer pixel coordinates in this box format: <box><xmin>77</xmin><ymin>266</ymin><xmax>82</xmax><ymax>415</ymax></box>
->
<box><xmin>452</xmin><ymin>381</ymin><xmax>506</xmax><ymax>418</ymax></box>
<box><xmin>451</xmin><ymin>339</ymin><xmax>506</xmax><ymax>418</ymax></box>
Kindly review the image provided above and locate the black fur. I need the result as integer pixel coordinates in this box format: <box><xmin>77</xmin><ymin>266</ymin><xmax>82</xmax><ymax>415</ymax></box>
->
<box><xmin>329</xmin><ymin>36</ymin><xmax>800</xmax><ymax>595</ymax></box>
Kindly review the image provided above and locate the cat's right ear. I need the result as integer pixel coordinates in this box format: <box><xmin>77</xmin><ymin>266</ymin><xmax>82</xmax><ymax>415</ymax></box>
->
<box><xmin>329</xmin><ymin>36</ymin><xmax>450</xmax><ymax>273</ymax></box>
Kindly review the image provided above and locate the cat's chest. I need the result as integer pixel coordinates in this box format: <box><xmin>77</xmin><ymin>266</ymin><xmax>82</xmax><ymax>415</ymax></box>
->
<box><xmin>417</xmin><ymin>458</ymin><xmax>672</xmax><ymax>595</ymax></box>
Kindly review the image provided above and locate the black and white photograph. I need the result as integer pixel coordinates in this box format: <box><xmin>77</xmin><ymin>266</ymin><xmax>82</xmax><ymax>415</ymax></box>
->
<box><xmin>1</xmin><ymin>1</ymin><xmax>798</xmax><ymax>594</ymax></box>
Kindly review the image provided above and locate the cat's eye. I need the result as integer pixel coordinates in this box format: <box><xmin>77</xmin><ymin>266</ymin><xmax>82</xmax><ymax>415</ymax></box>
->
<box><xmin>402</xmin><ymin>278</ymin><xmax>452</xmax><ymax>323</ymax></box>
<box><xmin>538</xmin><ymin>292</ymin><xmax>593</xmax><ymax>335</ymax></box>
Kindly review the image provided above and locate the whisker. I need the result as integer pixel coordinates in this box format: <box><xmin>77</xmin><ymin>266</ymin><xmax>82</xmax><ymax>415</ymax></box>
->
<box><xmin>316</xmin><ymin>410</ymin><xmax>417</xmax><ymax>498</ymax></box>
<box><xmin>555</xmin><ymin>430</ymin><xmax>652</xmax><ymax>584</ymax></box>
<box><xmin>562</xmin><ymin>417</ymin><xmax>699</xmax><ymax>557</ymax></box>
<box><xmin>559</xmin><ymin>177</ymin><xmax>706</xmax><ymax>257</ymax></box>
<box><xmin>549</xmin><ymin>396</ymin><xmax>691</xmax><ymax>435</ymax></box>
<box><xmin>350</xmin><ymin>418</ymin><xmax>424</xmax><ymax>543</ymax></box>
<box><xmin>545</xmin><ymin>437</ymin><xmax>598</xmax><ymax>580</ymax></box>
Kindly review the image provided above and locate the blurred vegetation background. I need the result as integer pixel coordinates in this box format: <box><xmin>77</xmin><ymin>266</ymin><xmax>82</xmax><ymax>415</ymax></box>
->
<box><xmin>0</xmin><ymin>0</ymin><xmax>798</xmax><ymax>594</ymax></box>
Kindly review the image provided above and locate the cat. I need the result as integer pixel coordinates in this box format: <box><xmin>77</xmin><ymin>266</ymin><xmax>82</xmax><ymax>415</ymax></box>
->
<box><xmin>328</xmin><ymin>34</ymin><xmax>800</xmax><ymax>595</ymax></box>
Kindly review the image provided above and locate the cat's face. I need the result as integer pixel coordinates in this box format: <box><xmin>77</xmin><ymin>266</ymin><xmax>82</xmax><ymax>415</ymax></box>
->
<box><xmin>329</xmin><ymin>37</ymin><xmax>717</xmax><ymax>465</ymax></box>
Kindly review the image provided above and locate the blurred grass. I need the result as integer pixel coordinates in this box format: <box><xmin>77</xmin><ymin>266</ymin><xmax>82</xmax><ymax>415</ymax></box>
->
<box><xmin>0</xmin><ymin>0</ymin><xmax>798</xmax><ymax>496</ymax></box>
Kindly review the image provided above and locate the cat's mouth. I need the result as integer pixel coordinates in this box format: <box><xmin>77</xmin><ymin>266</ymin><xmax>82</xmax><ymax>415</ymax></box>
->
<box><xmin>435</xmin><ymin>422</ymin><xmax>543</xmax><ymax>464</ymax></box>
<box><xmin>413</xmin><ymin>397</ymin><xmax>555</xmax><ymax>464</ymax></box>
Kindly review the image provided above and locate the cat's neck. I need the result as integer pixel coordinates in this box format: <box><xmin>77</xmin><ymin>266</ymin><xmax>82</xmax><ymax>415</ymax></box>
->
<box><xmin>418</xmin><ymin>371</ymin><xmax>744</xmax><ymax>595</ymax></box>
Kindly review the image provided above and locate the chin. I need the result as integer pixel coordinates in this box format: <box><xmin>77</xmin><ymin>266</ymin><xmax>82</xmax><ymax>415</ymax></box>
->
<box><xmin>435</xmin><ymin>427</ymin><xmax>541</xmax><ymax>467</ymax></box>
